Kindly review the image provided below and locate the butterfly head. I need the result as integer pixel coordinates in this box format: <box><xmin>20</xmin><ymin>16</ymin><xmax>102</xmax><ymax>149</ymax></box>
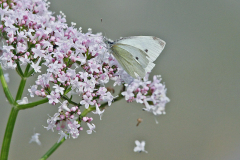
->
<box><xmin>102</xmin><ymin>37</ymin><xmax>115</xmax><ymax>50</ymax></box>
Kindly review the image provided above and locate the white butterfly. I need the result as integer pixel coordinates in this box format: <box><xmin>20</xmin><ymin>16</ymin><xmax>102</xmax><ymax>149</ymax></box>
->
<box><xmin>106</xmin><ymin>36</ymin><xmax>166</xmax><ymax>78</ymax></box>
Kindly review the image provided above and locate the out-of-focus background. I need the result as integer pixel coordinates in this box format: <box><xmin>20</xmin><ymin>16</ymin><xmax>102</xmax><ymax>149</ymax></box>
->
<box><xmin>0</xmin><ymin>0</ymin><xmax>240</xmax><ymax>159</ymax></box>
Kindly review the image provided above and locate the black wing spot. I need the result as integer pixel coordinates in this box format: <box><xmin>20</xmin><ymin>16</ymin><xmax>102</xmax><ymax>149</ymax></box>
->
<box><xmin>136</xmin><ymin>57</ymin><xmax>139</xmax><ymax>60</ymax></box>
<box><xmin>145</xmin><ymin>49</ymin><xmax>148</xmax><ymax>52</ymax></box>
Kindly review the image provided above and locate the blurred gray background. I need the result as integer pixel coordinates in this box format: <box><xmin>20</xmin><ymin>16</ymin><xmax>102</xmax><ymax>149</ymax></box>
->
<box><xmin>1</xmin><ymin>0</ymin><xmax>240</xmax><ymax>159</ymax></box>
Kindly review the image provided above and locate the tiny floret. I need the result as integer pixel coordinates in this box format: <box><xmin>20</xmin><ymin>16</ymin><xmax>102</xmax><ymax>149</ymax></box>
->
<box><xmin>134</xmin><ymin>140</ymin><xmax>148</xmax><ymax>153</ymax></box>
<box><xmin>29</xmin><ymin>132</ymin><xmax>41</xmax><ymax>146</ymax></box>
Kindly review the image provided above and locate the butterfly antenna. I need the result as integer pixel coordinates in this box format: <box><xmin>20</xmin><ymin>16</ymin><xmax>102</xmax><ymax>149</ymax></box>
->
<box><xmin>99</xmin><ymin>18</ymin><xmax>110</xmax><ymax>44</ymax></box>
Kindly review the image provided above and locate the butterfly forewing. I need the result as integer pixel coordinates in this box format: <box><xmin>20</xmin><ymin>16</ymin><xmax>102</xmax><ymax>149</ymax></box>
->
<box><xmin>116</xmin><ymin>36</ymin><xmax>165</xmax><ymax>62</ymax></box>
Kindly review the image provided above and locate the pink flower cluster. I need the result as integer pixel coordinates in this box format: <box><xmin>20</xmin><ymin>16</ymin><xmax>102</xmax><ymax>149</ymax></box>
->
<box><xmin>0</xmin><ymin>0</ymin><xmax>170</xmax><ymax>141</ymax></box>
<box><xmin>122</xmin><ymin>74</ymin><xmax>170</xmax><ymax>115</ymax></box>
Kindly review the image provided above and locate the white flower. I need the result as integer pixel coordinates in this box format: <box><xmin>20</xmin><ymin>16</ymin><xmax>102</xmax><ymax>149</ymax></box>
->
<box><xmin>68</xmin><ymin>120</ymin><xmax>80</xmax><ymax>139</ymax></box>
<box><xmin>4</xmin><ymin>73</ymin><xmax>9</xmax><ymax>83</ymax></box>
<box><xmin>102</xmin><ymin>92</ymin><xmax>114</xmax><ymax>106</ymax></box>
<box><xmin>58</xmin><ymin>100</ymin><xmax>70</xmax><ymax>112</ymax></box>
<box><xmin>53</xmin><ymin>84</ymin><xmax>65</xmax><ymax>95</ymax></box>
<box><xmin>28</xmin><ymin>85</ymin><xmax>38</xmax><ymax>97</ymax></box>
<box><xmin>31</xmin><ymin>57</ymin><xmax>42</xmax><ymax>73</ymax></box>
<box><xmin>16</xmin><ymin>97</ymin><xmax>28</xmax><ymax>104</ymax></box>
<box><xmin>44</xmin><ymin>113</ymin><xmax>60</xmax><ymax>132</ymax></box>
<box><xmin>80</xmin><ymin>95</ymin><xmax>94</xmax><ymax>109</ymax></box>
<box><xmin>134</xmin><ymin>140</ymin><xmax>148</xmax><ymax>153</ymax></box>
<box><xmin>92</xmin><ymin>104</ymin><xmax>105</xmax><ymax>120</ymax></box>
<box><xmin>29</xmin><ymin>132</ymin><xmax>41</xmax><ymax>145</ymax></box>
<box><xmin>58</xmin><ymin>130</ymin><xmax>68</xmax><ymax>143</ymax></box>
<box><xmin>86</xmin><ymin>123</ymin><xmax>96</xmax><ymax>134</ymax></box>
<box><xmin>46</xmin><ymin>91</ymin><xmax>60</xmax><ymax>104</ymax></box>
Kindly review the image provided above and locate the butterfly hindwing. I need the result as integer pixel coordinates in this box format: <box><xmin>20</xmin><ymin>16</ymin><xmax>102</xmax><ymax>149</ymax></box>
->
<box><xmin>115</xmin><ymin>43</ymin><xmax>149</xmax><ymax>68</ymax></box>
<box><xmin>111</xmin><ymin>44</ymin><xmax>147</xmax><ymax>78</ymax></box>
<box><xmin>114</xmin><ymin>43</ymin><xmax>156</xmax><ymax>75</ymax></box>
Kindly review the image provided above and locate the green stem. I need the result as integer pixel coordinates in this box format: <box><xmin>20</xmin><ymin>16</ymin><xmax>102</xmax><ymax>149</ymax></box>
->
<box><xmin>0</xmin><ymin>106</ymin><xmax>19</xmax><ymax>160</ymax></box>
<box><xmin>0</xmin><ymin>64</ymin><xmax>15</xmax><ymax>105</ymax></box>
<box><xmin>16</xmin><ymin>62</ymin><xmax>24</xmax><ymax>78</ymax></box>
<box><xmin>18</xmin><ymin>98</ymin><xmax>49</xmax><ymax>110</ymax></box>
<box><xmin>23</xmin><ymin>63</ymin><xmax>31</xmax><ymax>76</ymax></box>
<box><xmin>15</xmin><ymin>77</ymin><xmax>26</xmax><ymax>101</ymax></box>
<box><xmin>15</xmin><ymin>64</ymin><xmax>30</xmax><ymax>101</ymax></box>
<box><xmin>81</xmin><ymin>106</ymin><xmax>96</xmax><ymax>117</ymax></box>
<box><xmin>39</xmin><ymin>138</ymin><xmax>65</xmax><ymax>160</ymax></box>
<box><xmin>61</xmin><ymin>95</ymin><xmax>79</xmax><ymax>106</ymax></box>
<box><xmin>26</xmin><ymin>68</ymin><xmax>35</xmax><ymax>77</ymax></box>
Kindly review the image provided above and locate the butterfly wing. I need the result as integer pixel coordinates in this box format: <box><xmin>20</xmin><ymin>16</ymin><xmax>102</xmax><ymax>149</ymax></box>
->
<box><xmin>116</xmin><ymin>43</ymin><xmax>156</xmax><ymax>74</ymax></box>
<box><xmin>116</xmin><ymin>36</ymin><xmax>166</xmax><ymax>62</ymax></box>
<box><xmin>111</xmin><ymin>43</ymin><xmax>149</xmax><ymax>78</ymax></box>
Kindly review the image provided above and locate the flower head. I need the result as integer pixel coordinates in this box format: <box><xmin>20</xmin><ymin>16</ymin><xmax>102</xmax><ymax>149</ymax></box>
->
<box><xmin>0</xmin><ymin>0</ymin><xmax>169</xmax><ymax>141</ymax></box>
